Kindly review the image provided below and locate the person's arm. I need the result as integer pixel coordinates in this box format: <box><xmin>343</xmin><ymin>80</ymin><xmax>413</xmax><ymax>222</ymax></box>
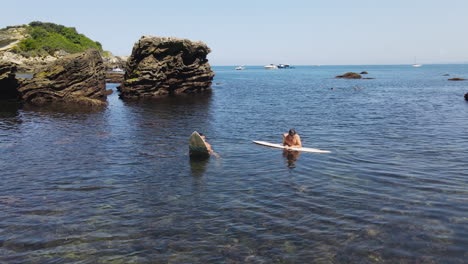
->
<box><xmin>205</xmin><ymin>142</ymin><xmax>220</xmax><ymax>158</ymax></box>
<box><xmin>292</xmin><ymin>135</ymin><xmax>302</xmax><ymax>148</ymax></box>
<box><xmin>282</xmin><ymin>134</ymin><xmax>289</xmax><ymax>146</ymax></box>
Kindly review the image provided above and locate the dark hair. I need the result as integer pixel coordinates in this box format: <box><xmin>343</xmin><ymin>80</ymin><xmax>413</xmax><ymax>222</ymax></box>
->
<box><xmin>288</xmin><ymin>129</ymin><xmax>296</xmax><ymax>136</ymax></box>
<box><xmin>199</xmin><ymin>133</ymin><xmax>204</xmax><ymax>136</ymax></box>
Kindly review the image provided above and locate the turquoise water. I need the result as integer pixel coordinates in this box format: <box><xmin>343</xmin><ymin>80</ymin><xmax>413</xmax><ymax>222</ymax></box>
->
<box><xmin>0</xmin><ymin>65</ymin><xmax>467</xmax><ymax>263</ymax></box>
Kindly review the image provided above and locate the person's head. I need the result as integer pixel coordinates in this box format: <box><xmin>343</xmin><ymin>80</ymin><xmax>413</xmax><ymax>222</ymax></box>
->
<box><xmin>288</xmin><ymin>129</ymin><xmax>296</xmax><ymax>136</ymax></box>
<box><xmin>199</xmin><ymin>133</ymin><xmax>206</xmax><ymax>139</ymax></box>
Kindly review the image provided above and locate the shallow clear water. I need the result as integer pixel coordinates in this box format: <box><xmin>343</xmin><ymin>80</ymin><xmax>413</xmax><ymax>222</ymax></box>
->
<box><xmin>1</xmin><ymin>65</ymin><xmax>467</xmax><ymax>263</ymax></box>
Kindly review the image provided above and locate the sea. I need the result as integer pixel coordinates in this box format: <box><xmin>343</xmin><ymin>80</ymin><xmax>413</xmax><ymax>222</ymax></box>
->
<box><xmin>1</xmin><ymin>65</ymin><xmax>467</xmax><ymax>263</ymax></box>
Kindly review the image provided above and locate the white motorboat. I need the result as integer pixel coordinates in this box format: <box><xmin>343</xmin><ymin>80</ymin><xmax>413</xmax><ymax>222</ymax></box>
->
<box><xmin>235</xmin><ymin>66</ymin><xmax>245</xmax><ymax>70</ymax></box>
<box><xmin>264</xmin><ymin>64</ymin><xmax>278</xmax><ymax>70</ymax></box>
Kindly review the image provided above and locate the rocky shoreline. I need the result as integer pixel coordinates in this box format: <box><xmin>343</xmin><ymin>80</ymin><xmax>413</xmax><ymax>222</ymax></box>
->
<box><xmin>0</xmin><ymin>34</ymin><xmax>215</xmax><ymax>106</ymax></box>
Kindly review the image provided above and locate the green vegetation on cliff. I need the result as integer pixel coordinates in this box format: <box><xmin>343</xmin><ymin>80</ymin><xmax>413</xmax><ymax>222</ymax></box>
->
<box><xmin>11</xmin><ymin>22</ymin><xmax>110</xmax><ymax>57</ymax></box>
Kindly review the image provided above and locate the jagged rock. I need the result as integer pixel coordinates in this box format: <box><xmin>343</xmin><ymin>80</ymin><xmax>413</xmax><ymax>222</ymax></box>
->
<box><xmin>18</xmin><ymin>49</ymin><xmax>106</xmax><ymax>106</ymax></box>
<box><xmin>336</xmin><ymin>72</ymin><xmax>362</xmax><ymax>79</ymax></box>
<box><xmin>105</xmin><ymin>72</ymin><xmax>124</xmax><ymax>83</ymax></box>
<box><xmin>448</xmin><ymin>77</ymin><xmax>466</xmax><ymax>81</ymax></box>
<box><xmin>0</xmin><ymin>61</ymin><xmax>19</xmax><ymax>99</ymax></box>
<box><xmin>118</xmin><ymin>36</ymin><xmax>214</xmax><ymax>99</ymax></box>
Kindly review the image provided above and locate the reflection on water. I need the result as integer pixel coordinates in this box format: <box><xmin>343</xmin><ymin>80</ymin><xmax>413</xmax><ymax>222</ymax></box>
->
<box><xmin>21</xmin><ymin>101</ymin><xmax>106</xmax><ymax>114</ymax></box>
<box><xmin>189</xmin><ymin>156</ymin><xmax>210</xmax><ymax>177</ymax></box>
<box><xmin>282</xmin><ymin>149</ymin><xmax>301</xmax><ymax>169</ymax></box>
<box><xmin>0</xmin><ymin>100</ymin><xmax>20</xmax><ymax>118</ymax></box>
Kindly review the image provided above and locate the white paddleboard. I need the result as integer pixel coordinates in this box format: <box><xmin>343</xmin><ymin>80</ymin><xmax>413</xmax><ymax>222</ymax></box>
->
<box><xmin>189</xmin><ymin>131</ymin><xmax>210</xmax><ymax>157</ymax></box>
<box><xmin>253</xmin><ymin>140</ymin><xmax>331</xmax><ymax>153</ymax></box>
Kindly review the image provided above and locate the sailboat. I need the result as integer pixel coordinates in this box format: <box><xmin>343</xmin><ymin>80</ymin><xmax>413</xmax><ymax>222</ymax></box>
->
<box><xmin>412</xmin><ymin>57</ymin><xmax>422</xmax><ymax>67</ymax></box>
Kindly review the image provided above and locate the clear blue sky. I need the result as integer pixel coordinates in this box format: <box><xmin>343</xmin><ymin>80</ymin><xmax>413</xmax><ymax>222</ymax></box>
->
<box><xmin>1</xmin><ymin>0</ymin><xmax>467</xmax><ymax>65</ymax></box>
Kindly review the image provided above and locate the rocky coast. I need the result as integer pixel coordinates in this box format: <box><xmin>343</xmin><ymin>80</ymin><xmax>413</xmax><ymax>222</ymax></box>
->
<box><xmin>1</xmin><ymin>22</ymin><xmax>216</xmax><ymax>108</ymax></box>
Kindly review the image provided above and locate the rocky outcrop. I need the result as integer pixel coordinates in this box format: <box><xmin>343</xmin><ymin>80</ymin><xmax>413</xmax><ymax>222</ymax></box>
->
<box><xmin>118</xmin><ymin>36</ymin><xmax>214</xmax><ymax>99</ymax></box>
<box><xmin>0</xmin><ymin>61</ymin><xmax>19</xmax><ymax>99</ymax></box>
<box><xmin>448</xmin><ymin>77</ymin><xmax>466</xmax><ymax>81</ymax></box>
<box><xmin>336</xmin><ymin>72</ymin><xmax>362</xmax><ymax>79</ymax></box>
<box><xmin>360</xmin><ymin>71</ymin><xmax>368</xmax><ymax>74</ymax></box>
<box><xmin>18</xmin><ymin>49</ymin><xmax>107</xmax><ymax>106</ymax></box>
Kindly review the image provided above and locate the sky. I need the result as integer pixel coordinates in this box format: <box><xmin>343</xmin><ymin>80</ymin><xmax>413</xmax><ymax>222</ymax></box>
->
<box><xmin>1</xmin><ymin>0</ymin><xmax>467</xmax><ymax>65</ymax></box>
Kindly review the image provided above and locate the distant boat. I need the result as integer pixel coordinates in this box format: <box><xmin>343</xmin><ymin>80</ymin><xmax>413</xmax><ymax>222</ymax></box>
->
<box><xmin>235</xmin><ymin>66</ymin><xmax>245</xmax><ymax>70</ymax></box>
<box><xmin>264</xmin><ymin>64</ymin><xmax>278</xmax><ymax>70</ymax></box>
<box><xmin>277</xmin><ymin>64</ymin><xmax>290</xmax><ymax>69</ymax></box>
<box><xmin>412</xmin><ymin>57</ymin><xmax>422</xmax><ymax>67</ymax></box>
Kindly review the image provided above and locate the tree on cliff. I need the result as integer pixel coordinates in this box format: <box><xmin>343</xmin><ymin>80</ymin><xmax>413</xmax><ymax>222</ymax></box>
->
<box><xmin>9</xmin><ymin>21</ymin><xmax>109</xmax><ymax>57</ymax></box>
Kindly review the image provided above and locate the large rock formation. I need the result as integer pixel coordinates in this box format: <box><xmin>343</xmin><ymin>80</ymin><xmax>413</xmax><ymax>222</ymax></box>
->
<box><xmin>118</xmin><ymin>36</ymin><xmax>214</xmax><ymax>99</ymax></box>
<box><xmin>18</xmin><ymin>49</ymin><xmax>107</xmax><ymax>106</ymax></box>
<box><xmin>0</xmin><ymin>61</ymin><xmax>19</xmax><ymax>99</ymax></box>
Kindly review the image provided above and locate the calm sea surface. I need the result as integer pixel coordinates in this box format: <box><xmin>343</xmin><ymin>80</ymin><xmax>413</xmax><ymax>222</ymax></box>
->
<box><xmin>1</xmin><ymin>65</ymin><xmax>467</xmax><ymax>263</ymax></box>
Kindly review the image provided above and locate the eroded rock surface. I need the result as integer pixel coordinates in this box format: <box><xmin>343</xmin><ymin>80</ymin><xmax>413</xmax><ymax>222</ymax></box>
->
<box><xmin>119</xmin><ymin>36</ymin><xmax>214</xmax><ymax>99</ymax></box>
<box><xmin>18</xmin><ymin>49</ymin><xmax>106</xmax><ymax>106</ymax></box>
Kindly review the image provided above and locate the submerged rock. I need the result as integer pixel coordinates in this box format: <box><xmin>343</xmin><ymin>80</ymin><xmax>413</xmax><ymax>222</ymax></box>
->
<box><xmin>448</xmin><ymin>77</ymin><xmax>466</xmax><ymax>81</ymax></box>
<box><xmin>360</xmin><ymin>71</ymin><xmax>368</xmax><ymax>74</ymax></box>
<box><xmin>118</xmin><ymin>36</ymin><xmax>214</xmax><ymax>99</ymax></box>
<box><xmin>18</xmin><ymin>49</ymin><xmax>107</xmax><ymax>106</ymax></box>
<box><xmin>0</xmin><ymin>61</ymin><xmax>19</xmax><ymax>99</ymax></box>
<box><xmin>336</xmin><ymin>72</ymin><xmax>362</xmax><ymax>79</ymax></box>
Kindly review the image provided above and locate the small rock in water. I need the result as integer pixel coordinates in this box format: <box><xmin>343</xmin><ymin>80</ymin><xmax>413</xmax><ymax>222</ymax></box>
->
<box><xmin>336</xmin><ymin>72</ymin><xmax>362</xmax><ymax>79</ymax></box>
<box><xmin>464</xmin><ymin>93</ymin><xmax>468</xmax><ymax>101</ymax></box>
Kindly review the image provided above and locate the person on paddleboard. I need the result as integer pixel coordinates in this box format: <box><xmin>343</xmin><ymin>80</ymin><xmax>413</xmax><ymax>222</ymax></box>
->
<box><xmin>199</xmin><ymin>133</ymin><xmax>220</xmax><ymax>158</ymax></box>
<box><xmin>283</xmin><ymin>129</ymin><xmax>302</xmax><ymax>148</ymax></box>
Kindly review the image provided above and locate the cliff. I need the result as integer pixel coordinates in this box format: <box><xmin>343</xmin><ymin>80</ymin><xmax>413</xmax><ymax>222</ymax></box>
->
<box><xmin>18</xmin><ymin>49</ymin><xmax>107</xmax><ymax>106</ymax></box>
<box><xmin>0</xmin><ymin>22</ymin><xmax>115</xmax><ymax>72</ymax></box>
